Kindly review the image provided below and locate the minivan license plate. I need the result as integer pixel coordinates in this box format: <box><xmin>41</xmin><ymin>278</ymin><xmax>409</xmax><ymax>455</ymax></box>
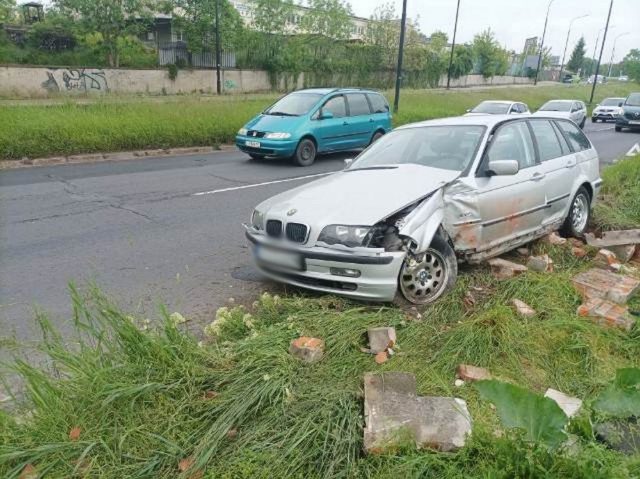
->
<box><xmin>256</xmin><ymin>246</ymin><xmax>303</xmax><ymax>271</ymax></box>
<box><xmin>246</xmin><ymin>140</ymin><xmax>261</xmax><ymax>148</ymax></box>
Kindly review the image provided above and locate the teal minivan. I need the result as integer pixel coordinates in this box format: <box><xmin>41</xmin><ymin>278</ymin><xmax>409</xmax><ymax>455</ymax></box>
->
<box><xmin>235</xmin><ymin>88</ymin><xmax>392</xmax><ymax>166</ymax></box>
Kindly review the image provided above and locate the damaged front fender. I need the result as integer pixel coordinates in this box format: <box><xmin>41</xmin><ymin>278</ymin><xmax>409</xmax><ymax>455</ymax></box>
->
<box><xmin>398</xmin><ymin>190</ymin><xmax>445</xmax><ymax>253</ymax></box>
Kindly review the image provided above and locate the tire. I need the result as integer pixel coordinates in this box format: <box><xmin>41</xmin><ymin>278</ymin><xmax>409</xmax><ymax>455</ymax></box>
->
<box><xmin>396</xmin><ymin>233</ymin><xmax>457</xmax><ymax>305</ymax></box>
<box><xmin>615</xmin><ymin>126</ymin><xmax>622</xmax><ymax>132</ymax></box>
<box><xmin>560</xmin><ymin>186</ymin><xmax>591</xmax><ymax>238</ymax></box>
<box><xmin>591</xmin><ymin>117</ymin><xmax>597</xmax><ymax>123</ymax></box>
<box><xmin>293</xmin><ymin>138</ymin><xmax>316</xmax><ymax>167</ymax></box>
<box><xmin>370</xmin><ymin>130</ymin><xmax>385</xmax><ymax>145</ymax></box>
<box><xmin>579</xmin><ymin>118</ymin><xmax>586</xmax><ymax>129</ymax></box>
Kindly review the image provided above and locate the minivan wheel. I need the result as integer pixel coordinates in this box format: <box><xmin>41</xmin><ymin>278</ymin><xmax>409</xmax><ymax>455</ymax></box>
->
<box><xmin>615</xmin><ymin>125</ymin><xmax>622</xmax><ymax>132</ymax></box>
<box><xmin>397</xmin><ymin>234</ymin><xmax>457</xmax><ymax>305</ymax></box>
<box><xmin>293</xmin><ymin>138</ymin><xmax>317</xmax><ymax>167</ymax></box>
<box><xmin>370</xmin><ymin>130</ymin><xmax>384</xmax><ymax>145</ymax></box>
<box><xmin>560</xmin><ymin>186</ymin><xmax>591</xmax><ymax>238</ymax></box>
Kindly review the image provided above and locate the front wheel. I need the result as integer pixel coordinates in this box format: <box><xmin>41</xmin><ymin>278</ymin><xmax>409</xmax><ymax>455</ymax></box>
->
<box><xmin>560</xmin><ymin>186</ymin><xmax>591</xmax><ymax>238</ymax></box>
<box><xmin>293</xmin><ymin>138</ymin><xmax>316</xmax><ymax>167</ymax></box>
<box><xmin>370</xmin><ymin>130</ymin><xmax>385</xmax><ymax>145</ymax></box>
<box><xmin>591</xmin><ymin>117</ymin><xmax>597</xmax><ymax>123</ymax></box>
<box><xmin>615</xmin><ymin>125</ymin><xmax>622</xmax><ymax>132</ymax></box>
<box><xmin>397</xmin><ymin>234</ymin><xmax>457</xmax><ymax>305</ymax></box>
<box><xmin>579</xmin><ymin>118</ymin><xmax>586</xmax><ymax>129</ymax></box>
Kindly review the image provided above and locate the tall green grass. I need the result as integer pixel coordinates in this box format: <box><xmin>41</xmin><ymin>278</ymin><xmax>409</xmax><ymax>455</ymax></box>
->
<box><xmin>594</xmin><ymin>155</ymin><xmax>640</xmax><ymax>231</ymax></box>
<box><xmin>1</xmin><ymin>83</ymin><xmax>637</xmax><ymax>160</ymax></box>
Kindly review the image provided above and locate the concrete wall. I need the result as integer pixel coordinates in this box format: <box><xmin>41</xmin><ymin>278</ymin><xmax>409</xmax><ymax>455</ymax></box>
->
<box><xmin>0</xmin><ymin>65</ymin><xmax>531</xmax><ymax>98</ymax></box>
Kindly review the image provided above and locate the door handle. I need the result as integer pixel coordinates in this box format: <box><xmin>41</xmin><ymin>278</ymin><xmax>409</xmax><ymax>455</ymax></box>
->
<box><xmin>369</xmin><ymin>118</ymin><xmax>374</xmax><ymax>122</ymax></box>
<box><xmin>565</xmin><ymin>160</ymin><xmax>576</xmax><ymax>168</ymax></box>
<box><xmin>531</xmin><ymin>172</ymin><xmax>545</xmax><ymax>181</ymax></box>
<box><xmin>343</xmin><ymin>121</ymin><xmax>349</xmax><ymax>126</ymax></box>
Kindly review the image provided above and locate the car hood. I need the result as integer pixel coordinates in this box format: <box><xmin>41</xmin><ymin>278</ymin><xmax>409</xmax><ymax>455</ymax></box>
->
<box><xmin>256</xmin><ymin>164</ymin><xmax>460</xmax><ymax>226</ymax></box>
<box><xmin>532</xmin><ymin>111</ymin><xmax>572</xmax><ymax>118</ymax></box>
<box><xmin>244</xmin><ymin>113</ymin><xmax>305</xmax><ymax>132</ymax></box>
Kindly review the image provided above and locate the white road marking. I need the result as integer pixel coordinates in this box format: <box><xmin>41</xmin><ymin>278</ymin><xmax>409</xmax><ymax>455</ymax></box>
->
<box><xmin>627</xmin><ymin>143</ymin><xmax>640</xmax><ymax>157</ymax></box>
<box><xmin>192</xmin><ymin>172</ymin><xmax>333</xmax><ymax>196</ymax></box>
<box><xmin>588</xmin><ymin>126</ymin><xmax>615</xmax><ymax>132</ymax></box>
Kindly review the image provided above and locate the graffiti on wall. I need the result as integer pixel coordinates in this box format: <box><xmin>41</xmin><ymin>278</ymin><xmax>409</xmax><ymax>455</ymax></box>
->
<box><xmin>42</xmin><ymin>69</ymin><xmax>108</xmax><ymax>93</ymax></box>
<box><xmin>224</xmin><ymin>79</ymin><xmax>237</xmax><ymax>90</ymax></box>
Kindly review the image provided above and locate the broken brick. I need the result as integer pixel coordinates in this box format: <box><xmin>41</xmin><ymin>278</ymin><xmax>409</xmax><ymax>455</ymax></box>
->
<box><xmin>68</xmin><ymin>426</ymin><xmax>81</xmax><ymax>441</ymax></box>
<box><xmin>572</xmin><ymin>246</ymin><xmax>588</xmax><ymax>258</ymax></box>
<box><xmin>289</xmin><ymin>336</ymin><xmax>325</xmax><ymax>363</ymax></box>
<box><xmin>367</xmin><ymin>327</ymin><xmax>397</xmax><ymax>354</ymax></box>
<box><xmin>572</xmin><ymin>268</ymin><xmax>640</xmax><ymax>304</ymax></box>
<box><xmin>577</xmin><ymin>297</ymin><xmax>635</xmax><ymax>331</ymax></box>
<box><xmin>374</xmin><ymin>351</ymin><xmax>389</xmax><ymax>364</ymax></box>
<box><xmin>544</xmin><ymin>388</ymin><xmax>582</xmax><ymax>418</ymax></box>
<box><xmin>569</xmin><ymin>238</ymin><xmax>585</xmax><ymax>248</ymax></box>
<box><xmin>609</xmin><ymin>245</ymin><xmax>637</xmax><ymax>263</ymax></box>
<box><xmin>527</xmin><ymin>254</ymin><xmax>554</xmax><ymax>272</ymax></box>
<box><xmin>511</xmin><ymin>299</ymin><xmax>536</xmax><ymax>318</ymax></box>
<box><xmin>516</xmin><ymin>247</ymin><xmax>530</xmax><ymax>257</ymax></box>
<box><xmin>488</xmin><ymin>258</ymin><xmax>528</xmax><ymax>279</ymax></box>
<box><xmin>543</xmin><ymin>232</ymin><xmax>567</xmax><ymax>246</ymax></box>
<box><xmin>456</xmin><ymin>364</ymin><xmax>491</xmax><ymax>382</ymax></box>
<box><xmin>595</xmin><ymin>249</ymin><xmax>619</xmax><ymax>268</ymax></box>
<box><xmin>585</xmin><ymin>229</ymin><xmax>640</xmax><ymax>248</ymax></box>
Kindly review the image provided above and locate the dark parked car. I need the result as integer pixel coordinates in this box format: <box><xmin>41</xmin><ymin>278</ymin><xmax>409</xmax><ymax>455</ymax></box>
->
<box><xmin>615</xmin><ymin>93</ymin><xmax>640</xmax><ymax>132</ymax></box>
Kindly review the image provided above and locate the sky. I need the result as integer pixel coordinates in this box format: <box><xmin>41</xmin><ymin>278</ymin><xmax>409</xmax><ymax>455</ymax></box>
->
<box><xmin>348</xmin><ymin>0</ymin><xmax>639</xmax><ymax>63</ymax></box>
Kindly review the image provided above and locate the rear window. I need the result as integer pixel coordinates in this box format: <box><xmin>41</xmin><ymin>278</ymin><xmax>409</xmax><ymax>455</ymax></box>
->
<box><xmin>347</xmin><ymin>93</ymin><xmax>371</xmax><ymax>116</ymax></box>
<box><xmin>555</xmin><ymin>120</ymin><xmax>591</xmax><ymax>151</ymax></box>
<box><xmin>539</xmin><ymin>101</ymin><xmax>571</xmax><ymax>112</ymax></box>
<box><xmin>367</xmin><ymin>93</ymin><xmax>389</xmax><ymax>113</ymax></box>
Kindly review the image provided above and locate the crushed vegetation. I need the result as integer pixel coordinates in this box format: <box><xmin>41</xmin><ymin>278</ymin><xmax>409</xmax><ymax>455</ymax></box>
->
<box><xmin>1</xmin><ymin>158</ymin><xmax>640</xmax><ymax>477</ymax></box>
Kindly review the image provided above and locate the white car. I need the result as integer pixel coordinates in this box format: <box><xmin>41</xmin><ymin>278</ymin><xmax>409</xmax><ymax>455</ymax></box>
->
<box><xmin>464</xmin><ymin>101</ymin><xmax>531</xmax><ymax>116</ymax></box>
<box><xmin>245</xmin><ymin>115</ymin><xmax>601</xmax><ymax>304</ymax></box>
<box><xmin>591</xmin><ymin>97</ymin><xmax>625</xmax><ymax>123</ymax></box>
<box><xmin>533</xmin><ymin>100</ymin><xmax>587</xmax><ymax>128</ymax></box>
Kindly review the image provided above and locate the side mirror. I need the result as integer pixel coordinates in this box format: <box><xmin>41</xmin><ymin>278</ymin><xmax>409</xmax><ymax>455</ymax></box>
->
<box><xmin>487</xmin><ymin>160</ymin><xmax>519</xmax><ymax>176</ymax></box>
<box><xmin>466</xmin><ymin>108</ymin><xmax>472</xmax><ymax>113</ymax></box>
<box><xmin>619</xmin><ymin>102</ymin><xmax>624</xmax><ymax>107</ymax></box>
<box><xmin>320</xmin><ymin>110</ymin><xmax>334</xmax><ymax>120</ymax></box>
<box><xmin>343</xmin><ymin>158</ymin><xmax>353</xmax><ymax>169</ymax></box>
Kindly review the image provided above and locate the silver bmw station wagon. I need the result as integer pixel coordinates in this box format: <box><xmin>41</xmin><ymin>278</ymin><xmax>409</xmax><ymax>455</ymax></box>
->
<box><xmin>244</xmin><ymin>115</ymin><xmax>601</xmax><ymax>304</ymax></box>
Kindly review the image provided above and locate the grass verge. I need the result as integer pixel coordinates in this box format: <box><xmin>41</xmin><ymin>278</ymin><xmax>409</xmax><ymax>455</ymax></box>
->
<box><xmin>1</xmin><ymin>83</ymin><xmax>638</xmax><ymax>160</ymax></box>
<box><xmin>1</xmin><ymin>157</ymin><xmax>640</xmax><ymax>477</ymax></box>
<box><xmin>594</xmin><ymin>154</ymin><xmax>640</xmax><ymax>231</ymax></box>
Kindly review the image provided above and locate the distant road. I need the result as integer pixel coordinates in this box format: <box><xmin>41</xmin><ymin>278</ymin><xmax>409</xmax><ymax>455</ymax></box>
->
<box><xmin>1</xmin><ymin>124</ymin><xmax>637</xmax><ymax>342</ymax></box>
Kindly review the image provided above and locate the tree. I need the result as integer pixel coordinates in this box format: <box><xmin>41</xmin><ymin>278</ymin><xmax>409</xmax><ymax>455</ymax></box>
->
<box><xmin>365</xmin><ymin>2</ymin><xmax>399</xmax><ymax>69</ymax></box>
<box><xmin>566</xmin><ymin>36</ymin><xmax>586</xmax><ymax>74</ymax></box>
<box><xmin>301</xmin><ymin>0</ymin><xmax>353</xmax><ymax>40</ymax></box>
<box><xmin>0</xmin><ymin>0</ymin><xmax>16</xmax><ymax>23</ymax></box>
<box><xmin>54</xmin><ymin>0</ymin><xmax>154</xmax><ymax>67</ymax></box>
<box><xmin>623</xmin><ymin>49</ymin><xmax>640</xmax><ymax>83</ymax></box>
<box><xmin>472</xmin><ymin>29</ymin><xmax>509</xmax><ymax>78</ymax></box>
<box><xmin>252</xmin><ymin>0</ymin><xmax>295</xmax><ymax>35</ymax></box>
<box><xmin>449</xmin><ymin>44</ymin><xmax>474</xmax><ymax>79</ymax></box>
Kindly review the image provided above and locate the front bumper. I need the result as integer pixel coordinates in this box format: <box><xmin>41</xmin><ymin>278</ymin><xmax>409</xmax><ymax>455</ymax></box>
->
<box><xmin>616</xmin><ymin>116</ymin><xmax>640</xmax><ymax>128</ymax></box>
<box><xmin>235</xmin><ymin>135</ymin><xmax>298</xmax><ymax>158</ymax></box>
<box><xmin>592</xmin><ymin>111</ymin><xmax>619</xmax><ymax>121</ymax></box>
<box><xmin>245</xmin><ymin>226</ymin><xmax>405</xmax><ymax>302</ymax></box>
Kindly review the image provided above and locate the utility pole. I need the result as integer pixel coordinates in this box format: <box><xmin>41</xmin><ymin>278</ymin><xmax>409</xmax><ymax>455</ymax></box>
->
<box><xmin>534</xmin><ymin>0</ymin><xmax>554</xmax><ymax>86</ymax></box>
<box><xmin>559</xmin><ymin>14</ymin><xmax>588</xmax><ymax>82</ymax></box>
<box><xmin>393</xmin><ymin>0</ymin><xmax>408</xmax><ymax>113</ymax></box>
<box><xmin>446</xmin><ymin>0</ymin><xmax>461</xmax><ymax>90</ymax></box>
<box><xmin>608</xmin><ymin>32</ymin><xmax>629</xmax><ymax>77</ymax></box>
<box><xmin>215</xmin><ymin>0</ymin><xmax>222</xmax><ymax>95</ymax></box>
<box><xmin>590</xmin><ymin>0</ymin><xmax>613</xmax><ymax>105</ymax></box>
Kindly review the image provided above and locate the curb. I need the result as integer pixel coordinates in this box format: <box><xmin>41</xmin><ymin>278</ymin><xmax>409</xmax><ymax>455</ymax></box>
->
<box><xmin>0</xmin><ymin>145</ymin><xmax>238</xmax><ymax>170</ymax></box>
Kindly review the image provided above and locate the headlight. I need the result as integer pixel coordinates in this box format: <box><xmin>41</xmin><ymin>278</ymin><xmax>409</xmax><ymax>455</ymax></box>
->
<box><xmin>251</xmin><ymin>210</ymin><xmax>265</xmax><ymax>230</ymax></box>
<box><xmin>238</xmin><ymin>128</ymin><xmax>248</xmax><ymax>136</ymax></box>
<box><xmin>614</xmin><ymin>107</ymin><xmax>623</xmax><ymax>115</ymax></box>
<box><xmin>317</xmin><ymin>225</ymin><xmax>370</xmax><ymax>247</ymax></box>
<box><xmin>264</xmin><ymin>132</ymin><xmax>292</xmax><ymax>139</ymax></box>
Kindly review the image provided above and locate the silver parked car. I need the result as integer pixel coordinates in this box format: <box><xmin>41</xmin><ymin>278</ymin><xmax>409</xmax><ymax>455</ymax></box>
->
<box><xmin>533</xmin><ymin>100</ymin><xmax>587</xmax><ymax>128</ymax></box>
<box><xmin>245</xmin><ymin>115</ymin><xmax>601</xmax><ymax>304</ymax></box>
<box><xmin>464</xmin><ymin>100</ymin><xmax>531</xmax><ymax>116</ymax></box>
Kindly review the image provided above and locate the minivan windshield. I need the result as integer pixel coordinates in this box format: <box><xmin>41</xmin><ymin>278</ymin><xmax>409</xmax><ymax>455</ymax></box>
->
<box><xmin>471</xmin><ymin>102</ymin><xmax>510</xmax><ymax>114</ymax></box>
<box><xmin>539</xmin><ymin>101</ymin><xmax>572</xmax><ymax>112</ymax></box>
<box><xmin>264</xmin><ymin>92</ymin><xmax>323</xmax><ymax>116</ymax></box>
<box><xmin>351</xmin><ymin>125</ymin><xmax>485</xmax><ymax>172</ymax></box>
<box><xmin>601</xmin><ymin>98</ymin><xmax>624</xmax><ymax>106</ymax></box>
<box><xmin>625</xmin><ymin>93</ymin><xmax>640</xmax><ymax>107</ymax></box>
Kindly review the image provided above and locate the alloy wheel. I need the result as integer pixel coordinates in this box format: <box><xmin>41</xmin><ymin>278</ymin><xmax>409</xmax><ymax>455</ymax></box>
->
<box><xmin>571</xmin><ymin>193</ymin><xmax>589</xmax><ymax>233</ymax></box>
<box><xmin>399</xmin><ymin>249</ymin><xmax>448</xmax><ymax>304</ymax></box>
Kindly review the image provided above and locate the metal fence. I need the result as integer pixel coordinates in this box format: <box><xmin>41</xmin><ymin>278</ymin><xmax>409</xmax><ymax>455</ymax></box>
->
<box><xmin>158</xmin><ymin>42</ymin><xmax>236</xmax><ymax>68</ymax></box>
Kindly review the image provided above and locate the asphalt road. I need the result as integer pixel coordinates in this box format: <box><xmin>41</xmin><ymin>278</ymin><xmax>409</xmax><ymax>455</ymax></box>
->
<box><xmin>1</xmin><ymin>122</ymin><xmax>638</xmax><ymax>342</ymax></box>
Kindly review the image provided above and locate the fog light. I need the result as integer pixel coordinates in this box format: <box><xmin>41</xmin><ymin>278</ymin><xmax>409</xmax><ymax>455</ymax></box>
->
<box><xmin>330</xmin><ymin>267</ymin><xmax>361</xmax><ymax>278</ymax></box>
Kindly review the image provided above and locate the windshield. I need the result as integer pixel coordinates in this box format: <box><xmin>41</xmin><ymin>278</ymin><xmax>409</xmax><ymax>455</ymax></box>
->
<box><xmin>625</xmin><ymin>93</ymin><xmax>640</xmax><ymax>107</ymax></box>
<box><xmin>471</xmin><ymin>102</ymin><xmax>510</xmax><ymax>114</ymax></box>
<box><xmin>601</xmin><ymin>98</ymin><xmax>623</xmax><ymax>106</ymax></box>
<box><xmin>539</xmin><ymin>101</ymin><xmax>571</xmax><ymax>112</ymax></box>
<box><xmin>264</xmin><ymin>93</ymin><xmax>322</xmax><ymax>116</ymax></box>
<box><xmin>351</xmin><ymin>126</ymin><xmax>485</xmax><ymax>172</ymax></box>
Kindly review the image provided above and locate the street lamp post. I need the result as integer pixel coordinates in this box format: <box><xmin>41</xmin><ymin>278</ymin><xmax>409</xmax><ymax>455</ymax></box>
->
<box><xmin>607</xmin><ymin>32</ymin><xmax>629</xmax><ymax>77</ymax></box>
<box><xmin>215</xmin><ymin>0</ymin><xmax>222</xmax><ymax>95</ymax></box>
<box><xmin>591</xmin><ymin>25</ymin><xmax>615</xmax><ymax>77</ymax></box>
<box><xmin>534</xmin><ymin>0</ymin><xmax>554</xmax><ymax>86</ymax></box>
<box><xmin>446</xmin><ymin>0</ymin><xmax>461</xmax><ymax>90</ymax></box>
<box><xmin>558</xmin><ymin>14</ymin><xmax>588</xmax><ymax>81</ymax></box>
<box><xmin>589</xmin><ymin>0</ymin><xmax>614</xmax><ymax>105</ymax></box>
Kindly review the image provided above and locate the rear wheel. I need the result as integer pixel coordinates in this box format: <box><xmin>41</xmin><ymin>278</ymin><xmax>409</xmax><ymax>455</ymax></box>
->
<box><xmin>560</xmin><ymin>186</ymin><xmax>591</xmax><ymax>238</ymax></box>
<box><xmin>370</xmin><ymin>130</ymin><xmax>385</xmax><ymax>145</ymax></box>
<box><xmin>293</xmin><ymin>138</ymin><xmax>316</xmax><ymax>167</ymax></box>
<box><xmin>396</xmin><ymin>234</ymin><xmax>457</xmax><ymax>305</ymax></box>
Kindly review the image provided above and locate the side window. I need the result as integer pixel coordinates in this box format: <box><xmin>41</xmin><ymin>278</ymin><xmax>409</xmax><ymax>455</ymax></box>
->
<box><xmin>529</xmin><ymin>120</ymin><xmax>563</xmax><ymax>161</ymax></box>
<box><xmin>367</xmin><ymin>93</ymin><xmax>389</xmax><ymax>113</ymax></box>
<box><xmin>322</xmin><ymin>95</ymin><xmax>346</xmax><ymax>118</ymax></box>
<box><xmin>347</xmin><ymin>93</ymin><xmax>371</xmax><ymax>116</ymax></box>
<box><xmin>520</xmin><ymin>103</ymin><xmax>530</xmax><ymax>113</ymax></box>
<box><xmin>509</xmin><ymin>104</ymin><xmax>518</xmax><ymax>113</ymax></box>
<box><xmin>551</xmin><ymin>121</ymin><xmax>571</xmax><ymax>154</ymax></box>
<box><xmin>485</xmin><ymin>122</ymin><xmax>536</xmax><ymax>170</ymax></box>
<box><xmin>555</xmin><ymin>120</ymin><xmax>591</xmax><ymax>151</ymax></box>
